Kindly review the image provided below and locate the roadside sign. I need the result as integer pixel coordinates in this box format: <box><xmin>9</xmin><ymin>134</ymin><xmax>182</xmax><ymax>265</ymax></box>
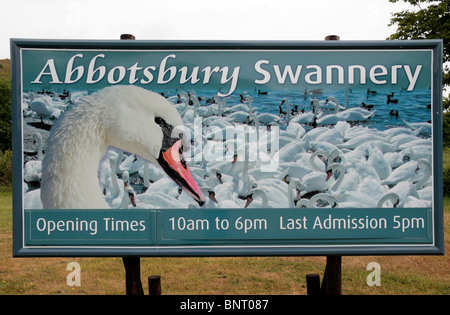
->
<box><xmin>11</xmin><ymin>39</ymin><xmax>444</xmax><ymax>256</ymax></box>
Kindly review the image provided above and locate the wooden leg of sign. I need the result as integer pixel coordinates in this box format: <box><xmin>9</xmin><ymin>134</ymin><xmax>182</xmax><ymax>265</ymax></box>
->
<box><xmin>306</xmin><ymin>274</ymin><xmax>321</xmax><ymax>295</ymax></box>
<box><xmin>321</xmin><ymin>256</ymin><xmax>342</xmax><ymax>295</ymax></box>
<box><xmin>122</xmin><ymin>257</ymin><xmax>144</xmax><ymax>295</ymax></box>
<box><xmin>118</xmin><ymin>34</ymin><xmax>143</xmax><ymax>296</ymax></box>
<box><xmin>148</xmin><ymin>275</ymin><xmax>162</xmax><ymax>295</ymax></box>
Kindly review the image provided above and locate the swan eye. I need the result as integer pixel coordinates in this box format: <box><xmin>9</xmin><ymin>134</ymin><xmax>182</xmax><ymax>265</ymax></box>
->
<box><xmin>154</xmin><ymin>116</ymin><xmax>163</xmax><ymax>125</ymax></box>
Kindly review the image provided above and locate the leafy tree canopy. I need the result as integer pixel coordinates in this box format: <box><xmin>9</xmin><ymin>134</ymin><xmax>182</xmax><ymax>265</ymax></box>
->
<box><xmin>388</xmin><ymin>0</ymin><xmax>450</xmax><ymax>109</ymax></box>
<box><xmin>0</xmin><ymin>80</ymin><xmax>11</xmax><ymax>151</ymax></box>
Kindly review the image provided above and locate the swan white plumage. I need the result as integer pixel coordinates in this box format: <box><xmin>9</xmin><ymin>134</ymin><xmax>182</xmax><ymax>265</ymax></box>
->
<box><xmin>245</xmin><ymin>186</ymin><xmax>289</xmax><ymax>208</ymax></box>
<box><xmin>291</xmin><ymin>99</ymin><xmax>321</xmax><ymax>124</ymax></box>
<box><xmin>367</xmin><ymin>146</ymin><xmax>392</xmax><ymax>180</ymax></box>
<box><xmin>24</xmin><ymin>189</ymin><xmax>43</xmax><ymax>209</ymax></box>
<box><xmin>41</xmin><ymin>85</ymin><xmax>205</xmax><ymax>209</ymax></box>
<box><xmin>117</xmin><ymin>153</ymin><xmax>145</xmax><ymax>174</ymax></box>
<box><xmin>387</xmin><ymin>181</ymin><xmax>420</xmax><ymax>208</ymax></box>
<box><xmin>380</xmin><ymin>158</ymin><xmax>431</xmax><ymax>187</ymax></box>
<box><xmin>120</xmin><ymin>184</ymin><xmax>137</xmax><ymax>209</ymax></box>
<box><xmin>377</xmin><ymin>192</ymin><xmax>400</xmax><ymax>208</ymax></box>
<box><xmin>24</xmin><ymin>133</ymin><xmax>44</xmax><ymax>183</ymax></box>
<box><xmin>402</xmin><ymin>119</ymin><xmax>431</xmax><ymax>134</ymax></box>
<box><xmin>332</xmin><ymin>191</ymin><xmax>378</xmax><ymax>208</ymax></box>
<box><xmin>296</xmin><ymin>193</ymin><xmax>338</xmax><ymax>208</ymax></box>
<box><xmin>29</xmin><ymin>96</ymin><xmax>63</xmax><ymax>121</ymax></box>
<box><xmin>33</xmin><ymin>132</ymin><xmax>44</xmax><ymax>161</ymax></box>
<box><xmin>315</xmin><ymin>95</ymin><xmax>375</xmax><ymax>125</ymax></box>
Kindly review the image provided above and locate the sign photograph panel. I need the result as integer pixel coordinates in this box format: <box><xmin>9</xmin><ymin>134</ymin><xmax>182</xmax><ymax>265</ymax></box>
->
<box><xmin>11</xmin><ymin>39</ymin><xmax>444</xmax><ymax>256</ymax></box>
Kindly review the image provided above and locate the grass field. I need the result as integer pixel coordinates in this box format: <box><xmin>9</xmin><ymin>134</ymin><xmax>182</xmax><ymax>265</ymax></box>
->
<box><xmin>0</xmin><ymin>190</ymin><xmax>448</xmax><ymax>295</ymax></box>
<box><xmin>0</xmin><ymin>59</ymin><xmax>10</xmax><ymax>81</ymax></box>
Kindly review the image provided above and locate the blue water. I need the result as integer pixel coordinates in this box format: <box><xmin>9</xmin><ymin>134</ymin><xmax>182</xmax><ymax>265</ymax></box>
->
<box><xmin>186</xmin><ymin>87</ymin><xmax>432</xmax><ymax>135</ymax></box>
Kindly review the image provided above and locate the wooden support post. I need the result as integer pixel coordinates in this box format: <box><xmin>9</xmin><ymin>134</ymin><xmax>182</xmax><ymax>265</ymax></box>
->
<box><xmin>122</xmin><ymin>257</ymin><xmax>144</xmax><ymax>295</ymax></box>
<box><xmin>321</xmin><ymin>256</ymin><xmax>342</xmax><ymax>295</ymax></box>
<box><xmin>306</xmin><ymin>274</ymin><xmax>321</xmax><ymax>296</ymax></box>
<box><xmin>119</xmin><ymin>34</ymin><xmax>144</xmax><ymax>296</ymax></box>
<box><xmin>148</xmin><ymin>275</ymin><xmax>162</xmax><ymax>295</ymax></box>
<box><xmin>319</xmin><ymin>34</ymin><xmax>343</xmax><ymax>296</ymax></box>
<box><xmin>120</xmin><ymin>34</ymin><xmax>136</xmax><ymax>40</ymax></box>
<box><xmin>325</xmin><ymin>35</ymin><xmax>340</xmax><ymax>40</ymax></box>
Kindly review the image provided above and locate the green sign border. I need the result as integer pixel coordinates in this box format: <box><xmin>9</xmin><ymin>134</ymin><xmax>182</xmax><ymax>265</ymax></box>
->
<box><xmin>11</xmin><ymin>39</ymin><xmax>444</xmax><ymax>257</ymax></box>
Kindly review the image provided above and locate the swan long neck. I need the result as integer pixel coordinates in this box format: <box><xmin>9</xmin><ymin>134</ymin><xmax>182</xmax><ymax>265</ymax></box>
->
<box><xmin>377</xmin><ymin>193</ymin><xmax>399</xmax><ymax>208</ymax></box>
<box><xmin>287</xmin><ymin>179</ymin><xmax>301</xmax><ymax>208</ymax></box>
<box><xmin>255</xmin><ymin>190</ymin><xmax>268</xmax><ymax>208</ymax></box>
<box><xmin>329</xmin><ymin>164</ymin><xmax>345</xmax><ymax>192</ymax></box>
<box><xmin>34</xmin><ymin>134</ymin><xmax>44</xmax><ymax>161</ymax></box>
<box><xmin>414</xmin><ymin>159</ymin><xmax>432</xmax><ymax>189</ymax></box>
<box><xmin>110</xmin><ymin>158</ymin><xmax>119</xmax><ymax>198</ymax></box>
<box><xmin>41</xmin><ymin>103</ymin><xmax>109</xmax><ymax>209</ymax></box>
<box><xmin>310</xmin><ymin>150</ymin><xmax>328</xmax><ymax>172</ymax></box>
<box><xmin>332</xmin><ymin>97</ymin><xmax>340</xmax><ymax>114</ymax></box>
<box><xmin>143</xmin><ymin>163</ymin><xmax>150</xmax><ymax>188</ymax></box>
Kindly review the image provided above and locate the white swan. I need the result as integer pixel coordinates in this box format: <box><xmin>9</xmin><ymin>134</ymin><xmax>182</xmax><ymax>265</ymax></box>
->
<box><xmin>291</xmin><ymin>99</ymin><xmax>321</xmax><ymax>124</ymax></box>
<box><xmin>244</xmin><ymin>187</ymin><xmax>286</xmax><ymax>208</ymax></box>
<box><xmin>332</xmin><ymin>191</ymin><xmax>378</xmax><ymax>208</ymax></box>
<box><xmin>29</xmin><ymin>96</ymin><xmax>63</xmax><ymax>121</ymax></box>
<box><xmin>327</xmin><ymin>95</ymin><xmax>373</xmax><ymax>117</ymax></box>
<box><xmin>120</xmin><ymin>185</ymin><xmax>137</xmax><ymax>209</ymax></box>
<box><xmin>191</xmin><ymin>92</ymin><xmax>220</xmax><ymax>117</ymax></box>
<box><xmin>402</xmin><ymin>119</ymin><xmax>432</xmax><ymax>134</ymax></box>
<box><xmin>380</xmin><ymin>158</ymin><xmax>431</xmax><ymax>187</ymax></box>
<box><xmin>41</xmin><ymin>85</ymin><xmax>205</xmax><ymax>209</ymax></box>
<box><xmin>224</xmin><ymin>110</ymin><xmax>251</xmax><ymax>124</ymax></box>
<box><xmin>316</xmin><ymin>99</ymin><xmax>375</xmax><ymax>125</ymax></box>
<box><xmin>24</xmin><ymin>188</ymin><xmax>43</xmax><ymax>209</ymax></box>
<box><xmin>138</xmin><ymin>161</ymin><xmax>167</xmax><ymax>188</ymax></box>
<box><xmin>256</xmin><ymin>112</ymin><xmax>281</xmax><ymax>125</ymax></box>
<box><xmin>321</xmin><ymin>96</ymin><xmax>346</xmax><ymax>111</ymax></box>
<box><xmin>387</xmin><ymin>181</ymin><xmax>420</xmax><ymax>208</ymax></box>
<box><xmin>296</xmin><ymin>193</ymin><xmax>338</xmax><ymax>208</ymax></box>
<box><xmin>117</xmin><ymin>153</ymin><xmax>145</xmax><ymax>174</ymax></box>
<box><xmin>23</xmin><ymin>133</ymin><xmax>44</xmax><ymax>183</ymax></box>
<box><xmin>287</xmin><ymin>178</ymin><xmax>303</xmax><ymax>207</ymax></box>
<box><xmin>377</xmin><ymin>192</ymin><xmax>399</xmax><ymax>208</ymax></box>
<box><xmin>33</xmin><ymin>132</ymin><xmax>44</xmax><ymax>161</ymax></box>
<box><xmin>367</xmin><ymin>146</ymin><xmax>392</xmax><ymax>181</ymax></box>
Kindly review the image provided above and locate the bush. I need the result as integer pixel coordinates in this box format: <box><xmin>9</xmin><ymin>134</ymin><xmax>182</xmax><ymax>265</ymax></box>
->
<box><xmin>0</xmin><ymin>80</ymin><xmax>11</xmax><ymax>152</ymax></box>
<box><xmin>0</xmin><ymin>149</ymin><xmax>12</xmax><ymax>187</ymax></box>
<box><xmin>444</xmin><ymin>112</ymin><xmax>450</xmax><ymax>148</ymax></box>
<box><xmin>444</xmin><ymin>166</ymin><xmax>450</xmax><ymax>197</ymax></box>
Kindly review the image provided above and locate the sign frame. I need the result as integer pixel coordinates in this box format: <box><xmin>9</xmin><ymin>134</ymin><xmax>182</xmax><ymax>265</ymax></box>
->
<box><xmin>11</xmin><ymin>38</ymin><xmax>444</xmax><ymax>257</ymax></box>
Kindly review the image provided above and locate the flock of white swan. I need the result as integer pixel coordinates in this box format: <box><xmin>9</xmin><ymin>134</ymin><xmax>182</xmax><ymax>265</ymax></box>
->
<box><xmin>22</xmin><ymin>85</ymin><xmax>433</xmax><ymax>210</ymax></box>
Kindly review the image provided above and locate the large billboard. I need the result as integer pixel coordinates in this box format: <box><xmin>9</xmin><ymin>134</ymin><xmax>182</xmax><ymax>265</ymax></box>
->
<box><xmin>11</xmin><ymin>39</ymin><xmax>444</xmax><ymax>256</ymax></box>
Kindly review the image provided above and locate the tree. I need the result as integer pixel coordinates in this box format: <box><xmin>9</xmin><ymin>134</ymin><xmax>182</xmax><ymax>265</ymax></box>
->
<box><xmin>388</xmin><ymin>0</ymin><xmax>450</xmax><ymax>110</ymax></box>
<box><xmin>0</xmin><ymin>80</ymin><xmax>11</xmax><ymax>151</ymax></box>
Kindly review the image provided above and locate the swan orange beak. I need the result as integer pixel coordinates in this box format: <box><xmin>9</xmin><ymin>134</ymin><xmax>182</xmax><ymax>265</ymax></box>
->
<box><xmin>158</xmin><ymin>139</ymin><xmax>205</xmax><ymax>206</ymax></box>
<box><xmin>208</xmin><ymin>191</ymin><xmax>218</xmax><ymax>204</ymax></box>
<box><xmin>128</xmin><ymin>191</ymin><xmax>137</xmax><ymax>207</ymax></box>
<box><xmin>326</xmin><ymin>169</ymin><xmax>333</xmax><ymax>181</ymax></box>
<box><xmin>244</xmin><ymin>194</ymin><xmax>253</xmax><ymax>208</ymax></box>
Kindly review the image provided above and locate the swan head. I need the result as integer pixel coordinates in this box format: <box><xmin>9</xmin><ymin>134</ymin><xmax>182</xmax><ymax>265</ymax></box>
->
<box><xmin>211</xmin><ymin>168</ymin><xmax>223</xmax><ymax>184</ymax></box>
<box><xmin>32</xmin><ymin>132</ymin><xmax>42</xmax><ymax>145</ymax></box>
<box><xmin>100</xmin><ymin>86</ymin><xmax>205</xmax><ymax>206</ymax></box>
<box><xmin>124</xmin><ymin>185</ymin><xmax>137</xmax><ymax>207</ymax></box>
<box><xmin>244</xmin><ymin>188</ymin><xmax>267</xmax><ymax>208</ymax></box>
<box><xmin>122</xmin><ymin>171</ymin><xmax>130</xmax><ymax>186</ymax></box>
<box><xmin>201</xmin><ymin>186</ymin><xmax>218</xmax><ymax>204</ymax></box>
<box><xmin>377</xmin><ymin>192</ymin><xmax>400</xmax><ymax>208</ymax></box>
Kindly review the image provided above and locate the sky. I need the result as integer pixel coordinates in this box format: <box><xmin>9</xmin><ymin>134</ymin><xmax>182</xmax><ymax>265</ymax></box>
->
<box><xmin>1</xmin><ymin>0</ymin><xmax>419</xmax><ymax>59</ymax></box>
